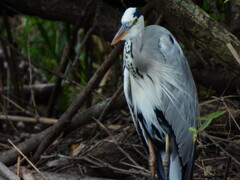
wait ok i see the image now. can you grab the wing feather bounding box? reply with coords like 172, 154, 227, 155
123, 25, 198, 179
143, 25, 198, 169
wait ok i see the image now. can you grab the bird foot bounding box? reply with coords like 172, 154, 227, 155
163, 135, 170, 178
148, 139, 156, 180
149, 157, 155, 180
163, 158, 169, 178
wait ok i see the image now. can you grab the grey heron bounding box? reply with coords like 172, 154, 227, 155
111, 7, 198, 180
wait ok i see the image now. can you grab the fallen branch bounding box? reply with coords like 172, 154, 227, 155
0, 115, 57, 125
8, 140, 48, 180
0, 161, 20, 180
0, 90, 125, 165
69, 92, 126, 132
54, 155, 150, 178
20, 167, 114, 180
0, 128, 51, 166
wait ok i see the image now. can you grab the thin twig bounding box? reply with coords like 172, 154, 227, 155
0, 90, 124, 166
1, 94, 34, 116
27, 36, 38, 117
47, 21, 81, 116
0, 101, 19, 135
87, 84, 123, 142
82, 155, 150, 177
226, 43, 240, 64
99, 84, 123, 120
120, 161, 149, 173
90, 155, 150, 177
67, 25, 95, 77
201, 156, 228, 162
33, 43, 123, 162
17, 156, 20, 177
206, 134, 240, 145
2, 10, 22, 105
195, 162, 214, 176
199, 95, 240, 106
220, 97, 240, 131
8, 139, 48, 180
93, 117, 140, 167
0, 115, 57, 124
223, 157, 231, 180
31, 62, 106, 100
1, 33, 106, 101
202, 132, 240, 166
56, 154, 135, 176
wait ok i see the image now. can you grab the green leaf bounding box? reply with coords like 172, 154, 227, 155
198, 111, 226, 130
197, 116, 208, 121
208, 111, 226, 119
224, 0, 230, 4
193, 133, 197, 142
189, 127, 198, 142
189, 127, 197, 132
199, 119, 212, 131
204, 165, 212, 176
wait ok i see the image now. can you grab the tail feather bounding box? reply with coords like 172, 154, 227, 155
182, 143, 196, 180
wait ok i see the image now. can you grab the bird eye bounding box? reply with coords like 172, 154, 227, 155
133, 18, 138, 24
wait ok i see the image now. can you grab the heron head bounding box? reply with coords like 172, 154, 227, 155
111, 7, 144, 45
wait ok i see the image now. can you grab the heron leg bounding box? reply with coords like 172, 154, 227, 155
163, 135, 170, 178
147, 139, 156, 180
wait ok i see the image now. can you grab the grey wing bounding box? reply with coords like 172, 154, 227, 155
144, 25, 199, 166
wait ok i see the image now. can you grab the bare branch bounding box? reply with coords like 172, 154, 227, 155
0, 161, 20, 180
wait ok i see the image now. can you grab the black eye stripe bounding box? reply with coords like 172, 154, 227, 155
133, 8, 142, 18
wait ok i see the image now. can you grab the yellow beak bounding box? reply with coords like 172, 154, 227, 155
111, 25, 130, 45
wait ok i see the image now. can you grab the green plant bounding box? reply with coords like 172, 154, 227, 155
189, 111, 226, 142
224, 0, 230, 4
201, 0, 228, 20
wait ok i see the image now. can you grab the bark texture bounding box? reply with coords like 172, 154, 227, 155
0, 0, 121, 41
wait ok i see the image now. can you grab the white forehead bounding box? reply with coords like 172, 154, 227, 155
121, 7, 137, 22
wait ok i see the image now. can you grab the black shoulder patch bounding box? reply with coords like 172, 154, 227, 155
127, 76, 133, 104
136, 68, 144, 79
133, 8, 142, 18
154, 108, 171, 135
147, 74, 153, 83
140, 43, 143, 52
169, 35, 174, 44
